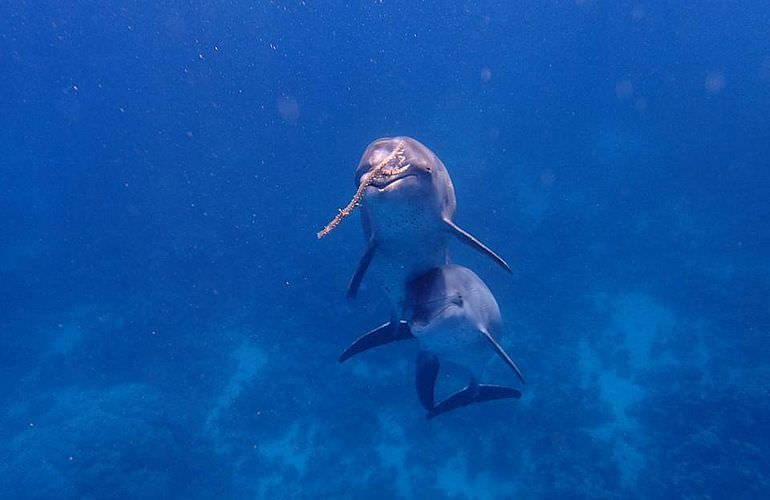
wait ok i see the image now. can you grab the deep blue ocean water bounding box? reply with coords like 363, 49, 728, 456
1, 1, 769, 498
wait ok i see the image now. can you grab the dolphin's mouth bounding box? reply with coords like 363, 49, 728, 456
368, 173, 416, 189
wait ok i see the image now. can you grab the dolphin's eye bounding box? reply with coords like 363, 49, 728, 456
452, 294, 463, 306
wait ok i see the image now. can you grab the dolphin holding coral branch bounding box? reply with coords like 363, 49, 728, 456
319, 136, 511, 322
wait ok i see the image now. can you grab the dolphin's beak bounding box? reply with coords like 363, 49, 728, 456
368, 173, 417, 190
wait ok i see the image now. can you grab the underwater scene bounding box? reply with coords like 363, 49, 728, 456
1, 1, 768, 499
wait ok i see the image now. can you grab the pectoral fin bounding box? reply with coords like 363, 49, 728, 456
346, 242, 376, 299
443, 219, 511, 273
480, 329, 526, 384
338, 320, 414, 363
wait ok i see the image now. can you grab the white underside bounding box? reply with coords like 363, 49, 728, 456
413, 313, 495, 381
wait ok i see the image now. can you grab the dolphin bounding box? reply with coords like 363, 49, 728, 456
339, 264, 524, 419
345, 136, 511, 321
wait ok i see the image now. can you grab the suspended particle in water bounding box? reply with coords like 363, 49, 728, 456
615, 80, 634, 100
277, 95, 300, 123
705, 71, 725, 95
634, 97, 648, 113
480, 67, 492, 83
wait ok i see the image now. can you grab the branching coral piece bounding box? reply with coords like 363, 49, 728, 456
317, 141, 406, 239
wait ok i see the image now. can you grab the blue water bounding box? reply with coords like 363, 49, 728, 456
1, 1, 768, 498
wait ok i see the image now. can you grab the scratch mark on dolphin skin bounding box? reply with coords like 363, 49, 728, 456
317, 141, 407, 239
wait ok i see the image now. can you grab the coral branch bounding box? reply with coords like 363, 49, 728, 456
317, 141, 406, 239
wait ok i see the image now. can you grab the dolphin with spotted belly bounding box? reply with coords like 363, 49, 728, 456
340, 264, 524, 419
343, 136, 511, 321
